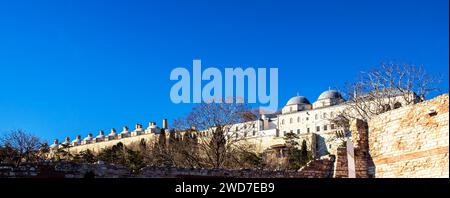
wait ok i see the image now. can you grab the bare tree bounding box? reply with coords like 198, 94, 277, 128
172, 100, 258, 169
339, 62, 441, 121
0, 129, 43, 166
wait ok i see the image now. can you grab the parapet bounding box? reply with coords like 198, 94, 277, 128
51, 119, 170, 149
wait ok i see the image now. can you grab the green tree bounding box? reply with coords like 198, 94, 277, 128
96, 142, 145, 171
53, 143, 73, 161
124, 149, 144, 171
283, 133, 311, 170
238, 150, 264, 169
74, 149, 96, 163
300, 139, 311, 166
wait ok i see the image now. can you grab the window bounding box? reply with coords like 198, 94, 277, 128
283, 131, 286, 136
315, 114, 318, 120
331, 124, 335, 130
236, 133, 239, 138
316, 126, 320, 132
253, 130, 256, 136
307, 128, 310, 133
282, 119, 285, 125
324, 125, 328, 131
276, 130, 280, 137
330, 112, 334, 118
297, 117, 300, 123
235, 126, 238, 131
297, 129, 300, 134
290, 107, 293, 112
290, 130, 293, 134
323, 113, 327, 119
306, 117, 309, 121
290, 118, 293, 124
244, 132, 247, 137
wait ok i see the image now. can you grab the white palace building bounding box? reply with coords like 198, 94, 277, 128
50, 89, 414, 158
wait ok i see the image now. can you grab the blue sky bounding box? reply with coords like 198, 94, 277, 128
0, 0, 448, 142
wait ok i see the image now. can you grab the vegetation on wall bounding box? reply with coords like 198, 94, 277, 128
283, 132, 312, 170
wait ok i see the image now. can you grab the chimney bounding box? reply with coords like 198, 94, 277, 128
99, 130, 104, 136
163, 119, 168, 129
51, 139, 59, 148
110, 128, 116, 135
65, 137, 70, 143
72, 135, 81, 146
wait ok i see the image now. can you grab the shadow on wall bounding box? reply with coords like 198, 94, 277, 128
367, 152, 375, 178
315, 135, 329, 157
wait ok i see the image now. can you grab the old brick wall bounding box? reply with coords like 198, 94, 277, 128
296, 155, 335, 178
368, 94, 449, 178
0, 155, 335, 178
333, 119, 371, 178
333, 147, 348, 178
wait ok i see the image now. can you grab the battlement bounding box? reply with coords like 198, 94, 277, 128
50, 119, 169, 150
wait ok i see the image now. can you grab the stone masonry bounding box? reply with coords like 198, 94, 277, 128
333, 119, 371, 178
0, 155, 335, 178
368, 94, 449, 178
2, 94, 447, 178
334, 94, 448, 178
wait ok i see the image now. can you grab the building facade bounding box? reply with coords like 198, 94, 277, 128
50, 89, 415, 159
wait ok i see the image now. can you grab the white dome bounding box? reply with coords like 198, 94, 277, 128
317, 90, 342, 101
286, 96, 310, 106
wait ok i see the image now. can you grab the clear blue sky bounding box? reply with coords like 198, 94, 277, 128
0, 0, 448, 142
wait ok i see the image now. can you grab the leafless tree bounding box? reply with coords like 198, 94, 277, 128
338, 62, 441, 121
0, 129, 43, 166
171, 99, 258, 169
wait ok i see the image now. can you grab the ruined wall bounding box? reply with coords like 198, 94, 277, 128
368, 94, 449, 178
0, 156, 335, 178
333, 119, 371, 178
333, 147, 348, 178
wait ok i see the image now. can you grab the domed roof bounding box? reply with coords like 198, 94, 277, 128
317, 90, 343, 100
286, 96, 311, 106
